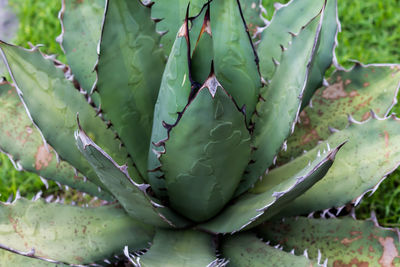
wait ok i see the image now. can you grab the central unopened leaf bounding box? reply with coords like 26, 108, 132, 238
161, 78, 251, 222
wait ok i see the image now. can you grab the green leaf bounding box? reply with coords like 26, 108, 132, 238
210, 0, 261, 125
0, 198, 154, 265
148, 18, 192, 197
0, 42, 143, 190
126, 229, 218, 267
76, 128, 190, 228
198, 142, 342, 234
58, 0, 104, 101
0, 249, 67, 267
0, 57, 6, 78
190, 5, 214, 85
95, 0, 165, 179
239, 0, 267, 38
257, 0, 325, 81
237, 11, 324, 196
277, 117, 400, 218
257, 217, 400, 267
280, 63, 400, 164
300, 0, 339, 109
0, 81, 112, 200
151, 0, 207, 55
221, 232, 316, 267
161, 75, 251, 222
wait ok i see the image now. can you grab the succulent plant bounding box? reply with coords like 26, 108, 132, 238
1, 0, 400, 266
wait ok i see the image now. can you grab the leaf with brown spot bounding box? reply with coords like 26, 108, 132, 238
0, 198, 154, 265
257, 217, 400, 267
0, 82, 112, 200
280, 63, 400, 164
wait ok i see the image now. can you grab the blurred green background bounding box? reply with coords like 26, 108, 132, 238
2, 0, 400, 225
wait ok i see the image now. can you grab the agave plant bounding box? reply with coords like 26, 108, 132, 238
1, 0, 400, 266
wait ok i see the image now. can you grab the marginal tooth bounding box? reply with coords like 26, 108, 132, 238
56, 182, 62, 189
370, 109, 378, 119
273, 155, 277, 165
98, 186, 102, 193
104, 259, 111, 264
303, 249, 309, 258
328, 126, 339, 133
327, 143, 331, 151
317, 249, 322, 264
309, 99, 313, 108
369, 210, 380, 227
12, 190, 21, 203
40, 177, 49, 189
347, 114, 361, 124
322, 78, 329, 87
32, 191, 42, 201
272, 57, 280, 67
307, 211, 315, 218
350, 206, 356, 219
274, 2, 284, 10
290, 249, 295, 255
317, 150, 321, 157
6, 194, 13, 204
335, 205, 345, 216
45, 195, 54, 203
281, 140, 287, 151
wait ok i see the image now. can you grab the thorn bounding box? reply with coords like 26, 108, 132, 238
14, 189, 21, 202
6, 194, 13, 204
40, 177, 49, 189
317, 249, 322, 265
32, 191, 42, 201
45, 195, 54, 203
328, 126, 339, 133
272, 57, 280, 67
370, 109, 378, 119
347, 114, 360, 124
303, 249, 309, 258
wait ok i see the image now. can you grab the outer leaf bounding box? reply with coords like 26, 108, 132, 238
95, 0, 165, 179
198, 142, 342, 234
0, 198, 154, 265
76, 128, 190, 228
0, 249, 66, 267
58, 0, 104, 98
257, 217, 400, 267
0, 42, 143, 190
151, 0, 207, 55
129, 229, 218, 267
301, 0, 339, 109
161, 75, 251, 222
148, 19, 192, 197
221, 232, 316, 267
240, 0, 266, 38
210, 0, 261, 124
277, 116, 400, 218
0, 81, 112, 200
237, 11, 323, 195
257, 0, 325, 81
280, 63, 400, 164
